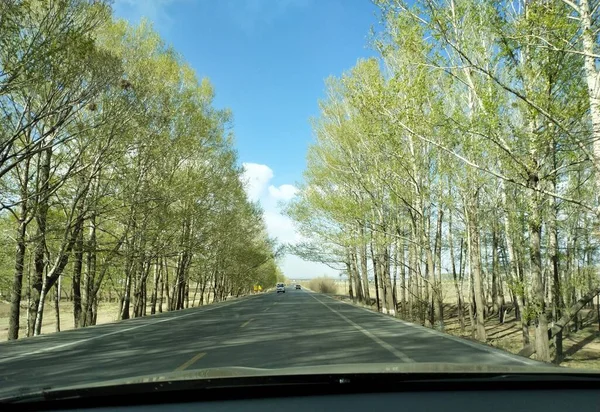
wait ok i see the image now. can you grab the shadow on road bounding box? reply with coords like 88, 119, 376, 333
0, 291, 532, 397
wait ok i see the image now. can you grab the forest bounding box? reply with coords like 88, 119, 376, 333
288, 0, 600, 362
0, 0, 281, 340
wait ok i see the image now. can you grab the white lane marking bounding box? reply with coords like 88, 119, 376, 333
0, 294, 262, 364
308, 293, 413, 362
324, 294, 539, 366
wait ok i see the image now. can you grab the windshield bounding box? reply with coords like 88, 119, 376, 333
1, 0, 600, 399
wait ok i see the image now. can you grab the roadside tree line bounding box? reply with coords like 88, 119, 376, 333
287, 0, 600, 362
0, 0, 280, 340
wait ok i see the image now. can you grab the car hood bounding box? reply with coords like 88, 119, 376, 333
37, 361, 596, 391
5, 362, 600, 403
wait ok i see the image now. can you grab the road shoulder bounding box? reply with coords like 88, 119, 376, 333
318, 292, 542, 366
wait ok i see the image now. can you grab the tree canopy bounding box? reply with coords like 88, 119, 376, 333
287, 0, 600, 362
0, 0, 280, 339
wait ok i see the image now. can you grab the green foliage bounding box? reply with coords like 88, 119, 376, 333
290, 0, 600, 350
0, 1, 280, 332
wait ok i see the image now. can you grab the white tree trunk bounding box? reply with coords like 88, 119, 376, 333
579, 0, 600, 208
33, 276, 48, 336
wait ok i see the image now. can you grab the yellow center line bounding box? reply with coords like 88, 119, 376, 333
240, 318, 254, 328
175, 352, 206, 371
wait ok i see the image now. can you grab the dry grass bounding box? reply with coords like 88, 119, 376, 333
308, 277, 338, 294
0, 300, 122, 337
444, 306, 600, 370
0, 294, 215, 338
559, 328, 600, 370
305, 278, 475, 306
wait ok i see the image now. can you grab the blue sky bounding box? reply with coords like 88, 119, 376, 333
113, 0, 380, 278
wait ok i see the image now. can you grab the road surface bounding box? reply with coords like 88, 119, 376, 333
0, 288, 538, 397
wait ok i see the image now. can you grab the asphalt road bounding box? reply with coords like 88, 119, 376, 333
0, 288, 539, 397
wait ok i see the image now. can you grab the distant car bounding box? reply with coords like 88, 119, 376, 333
276, 283, 285, 293
295, 284, 301, 290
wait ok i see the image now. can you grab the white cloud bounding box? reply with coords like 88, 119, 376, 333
240, 162, 336, 279
241, 163, 274, 202
268, 184, 298, 201
263, 211, 300, 245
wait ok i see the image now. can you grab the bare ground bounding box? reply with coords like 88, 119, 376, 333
0, 294, 214, 339
445, 304, 600, 370
0, 301, 122, 337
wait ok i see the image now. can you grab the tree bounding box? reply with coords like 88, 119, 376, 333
1, 5, 280, 339
289, 0, 599, 363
